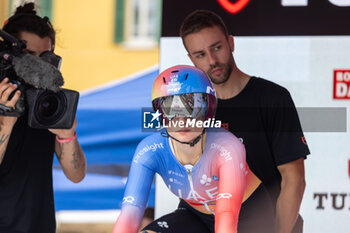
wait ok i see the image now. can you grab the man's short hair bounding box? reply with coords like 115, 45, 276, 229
180, 10, 229, 43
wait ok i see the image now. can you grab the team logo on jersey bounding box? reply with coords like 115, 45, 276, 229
169, 177, 184, 186
217, 193, 233, 200
200, 174, 212, 186
122, 196, 135, 204
211, 143, 233, 162
168, 170, 185, 178
157, 221, 169, 228
133, 142, 164, 163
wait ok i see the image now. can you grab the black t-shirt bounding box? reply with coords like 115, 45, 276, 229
0, 114, 56, 233
215, 77, 310, 206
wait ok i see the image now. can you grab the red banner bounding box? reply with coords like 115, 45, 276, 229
334, 70, 350, 99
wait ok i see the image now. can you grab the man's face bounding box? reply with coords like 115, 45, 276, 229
19, 31, 52, 56
184, 26, 234, 85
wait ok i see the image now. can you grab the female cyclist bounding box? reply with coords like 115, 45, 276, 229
113, 65, 271, 233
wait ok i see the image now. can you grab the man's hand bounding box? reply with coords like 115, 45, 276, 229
0, 78, 21, 126
48, 116, 77, 139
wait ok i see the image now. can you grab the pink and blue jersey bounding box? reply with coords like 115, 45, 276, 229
113, 128, 251, 233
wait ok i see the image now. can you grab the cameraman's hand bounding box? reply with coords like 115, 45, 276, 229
0, 78, 21, 127
48, 117, 77, 139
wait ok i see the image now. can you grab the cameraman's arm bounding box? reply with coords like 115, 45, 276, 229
0, 78, 21, 165
0, 120, 14, 165
50, 118, 86, 183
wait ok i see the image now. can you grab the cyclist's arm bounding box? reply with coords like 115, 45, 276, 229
113, 161, 155, 233
215, 142, 246, 233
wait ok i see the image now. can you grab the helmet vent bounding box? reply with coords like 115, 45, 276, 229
163, 77, 166, 83
185, 73, 188, 80
171, 70, 179, 73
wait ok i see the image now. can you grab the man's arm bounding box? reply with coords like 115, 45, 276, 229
276, 158, 305, 233
0, 119, 14, 165
50, 118, 86, 183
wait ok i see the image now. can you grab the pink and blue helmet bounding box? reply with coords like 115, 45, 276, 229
152, 65, 217, 122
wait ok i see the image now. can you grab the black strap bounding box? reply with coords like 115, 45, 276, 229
0, 104, 21, 117
161, 129, 205, 147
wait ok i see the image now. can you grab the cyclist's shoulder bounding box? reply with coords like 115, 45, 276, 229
207, 127, 241, 143
206, 128, 245, 156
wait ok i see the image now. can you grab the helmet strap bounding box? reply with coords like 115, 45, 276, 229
162, 128, 206, 147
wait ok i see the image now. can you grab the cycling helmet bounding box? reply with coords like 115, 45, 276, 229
152, 65, 217, 123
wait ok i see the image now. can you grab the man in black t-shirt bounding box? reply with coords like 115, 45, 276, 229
0, 3, 87, 233
179, 10, 310, 233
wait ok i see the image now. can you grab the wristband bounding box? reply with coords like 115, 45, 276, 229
56, 132, 77, 143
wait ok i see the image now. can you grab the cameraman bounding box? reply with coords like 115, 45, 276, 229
0, 3, 86, 233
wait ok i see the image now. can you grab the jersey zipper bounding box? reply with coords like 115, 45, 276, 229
186, 167, 194, 190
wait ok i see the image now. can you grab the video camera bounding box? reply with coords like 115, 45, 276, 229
0, 29, 79, 129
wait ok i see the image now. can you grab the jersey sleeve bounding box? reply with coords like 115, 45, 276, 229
214, 137, 247, 233
113, 140, 156, 233
264, 87, 310, 165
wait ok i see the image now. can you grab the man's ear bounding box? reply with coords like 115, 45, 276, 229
228, 35, 234, 52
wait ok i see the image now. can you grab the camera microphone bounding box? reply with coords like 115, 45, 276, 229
11, 53, 64, 92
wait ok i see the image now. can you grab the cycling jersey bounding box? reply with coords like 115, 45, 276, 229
113, 128, 256, 233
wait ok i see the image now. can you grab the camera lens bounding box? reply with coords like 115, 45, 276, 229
38, 95, 59, 117
34, 90, 66, 126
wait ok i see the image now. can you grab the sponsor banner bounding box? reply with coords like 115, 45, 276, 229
301, 157, 350, 232
162, 0, 350, 36
334, 70, 350, 99
313, 192, 350, 210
